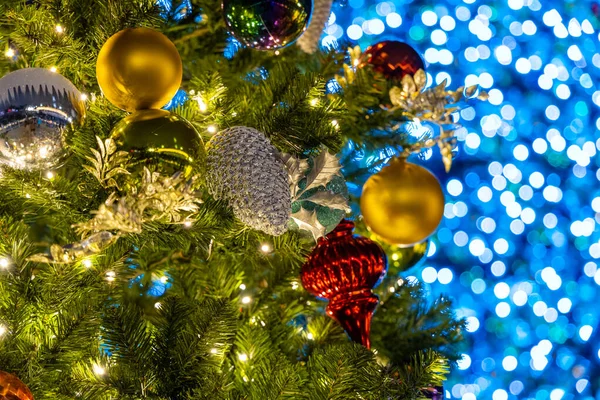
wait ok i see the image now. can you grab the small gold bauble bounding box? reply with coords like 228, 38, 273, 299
96, 27, 182, 112
360, 158, 444, 246
111, 109, 204, 177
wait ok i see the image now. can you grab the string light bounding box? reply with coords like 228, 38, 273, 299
92, 363, 106, 376
331, 120, 339, 129
49, 66, 57, 73
0, 257, 9, 269
105, 271, 116, 282
260, 243, 272, 253
80, 93, 88, 101
55, 24, 64, 34
207, 125, 217, 133
241, 296, 252, 304
82, 259, 92, 268
159, 276, 168, 284
291, 281, 299, 290
45, 171, 54, 180
210, 348, 218, 354
194, 94, 208, 112
310, 98, 319, 107
238, 353, 248, 362
307, 332, 314, 340
183, 220, 193, 228
4, 48, 14, 58
239, 283, 247, 290
154, 302, 162, 309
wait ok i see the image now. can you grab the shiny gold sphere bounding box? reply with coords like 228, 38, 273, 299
96, 27, 182, 112
360, 158, 445, 247
111, 109, 205, 177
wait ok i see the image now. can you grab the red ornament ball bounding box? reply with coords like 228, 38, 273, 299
301, 219, 387, 348
363, 40, 424, 80
0, 371, 34, 400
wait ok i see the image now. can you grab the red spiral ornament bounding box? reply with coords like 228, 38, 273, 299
301, 219, 387, 348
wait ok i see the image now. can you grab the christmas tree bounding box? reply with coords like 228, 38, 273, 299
0, 1, 481, 398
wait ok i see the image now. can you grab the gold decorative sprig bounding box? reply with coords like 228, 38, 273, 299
75, 168, 202, 236
389, 70, 488, 171
28, 231, 117, 264
83, 136, 130, 189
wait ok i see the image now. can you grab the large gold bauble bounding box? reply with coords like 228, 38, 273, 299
360, 158, 444, 247
96, 27, 182, 112
110, 109, 204, 177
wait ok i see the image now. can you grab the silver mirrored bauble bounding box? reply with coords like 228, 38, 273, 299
0, 68, 85, 170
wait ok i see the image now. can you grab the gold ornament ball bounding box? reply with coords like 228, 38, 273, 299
360, 158, 444, 247
96, 27, 182, 112
111, 109, 205, 177
0, 370, 34, 400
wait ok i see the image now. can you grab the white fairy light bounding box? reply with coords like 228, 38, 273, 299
260, 243, 272, 253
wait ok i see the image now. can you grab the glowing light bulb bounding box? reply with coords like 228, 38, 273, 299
238, 353, 248, 362
5, 48, 15, 58
55, 24, 64, 33
80, 93, 88, 101
310, 98, 319, 107
49, 66, 57, 73
207, 125, 217, 133
195, 95, 208, 112
105, 271, 116, 282
307, 332, 314, 340
0, 324, 6, 337
92, 364, 106, 376
242, 296, 252, 304
154, 302, 162, 309
0, 257, 9, 269
210, 348, 218, 354
260, 243, 272, 253
239, 283, 247, 290
82, 259, 92, 268
183, 220, 193, 228
46, 171, 55, 179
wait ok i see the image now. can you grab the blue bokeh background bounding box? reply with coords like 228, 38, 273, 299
326, 0, 600, 399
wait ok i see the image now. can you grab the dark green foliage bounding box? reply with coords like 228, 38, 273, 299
0, 0, 464, 398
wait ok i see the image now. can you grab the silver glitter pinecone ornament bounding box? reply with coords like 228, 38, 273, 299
206, 126, 291, 235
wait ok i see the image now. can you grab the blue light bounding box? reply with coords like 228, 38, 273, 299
332, 0, 600, 396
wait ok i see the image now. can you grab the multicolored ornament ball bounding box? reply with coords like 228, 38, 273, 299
110, 109, 204, 177
223, 0, 312, 50
362, 41, 424, 80
360, 157, 444, 247
96, 28, 182, 112
0, 370, 34, 400
0, 68, 84, 170
301, 219, 387, 348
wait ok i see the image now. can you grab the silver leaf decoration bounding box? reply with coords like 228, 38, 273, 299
298, 150, 342, 196
301, 190, 350, 211
281, 152, 310, 198
290, 207, 326, 241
